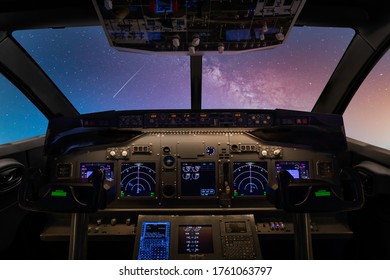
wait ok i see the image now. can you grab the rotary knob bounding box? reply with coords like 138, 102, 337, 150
261, 150, 268, 157
273, 149, 281, 157
121, 150, 128, 157
109, 150, 116, 157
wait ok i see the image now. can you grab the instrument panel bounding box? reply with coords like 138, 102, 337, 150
52, 130, 338, 209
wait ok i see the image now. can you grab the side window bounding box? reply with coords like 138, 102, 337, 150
0, 74, 48, 144
343, 50, 390, 150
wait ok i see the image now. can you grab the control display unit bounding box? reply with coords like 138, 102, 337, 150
275, 161, 310, 179
233, 162, 268, 197
179, 162, 216, 197
80, 162, 114, 181
137, 222, 170, 260
120, 162, 156, 198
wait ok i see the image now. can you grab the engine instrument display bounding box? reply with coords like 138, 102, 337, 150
120, 162, 156, 198
233, 162, 268, 197
275, 161, 310, 179
178, 225, 214, 254
80, 162, 114, 181
180, 162, 216, 197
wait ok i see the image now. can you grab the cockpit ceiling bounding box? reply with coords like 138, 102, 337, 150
92, 0, 306, 55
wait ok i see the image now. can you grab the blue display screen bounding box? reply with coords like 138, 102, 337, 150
80, 162, 114, 181
138, 222, 171, 260
275, 161, 310, 179
156, 0, 173, 13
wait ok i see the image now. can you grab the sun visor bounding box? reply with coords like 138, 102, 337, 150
92, 0, 306, 55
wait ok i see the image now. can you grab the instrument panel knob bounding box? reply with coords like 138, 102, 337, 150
273, 149, 281, 156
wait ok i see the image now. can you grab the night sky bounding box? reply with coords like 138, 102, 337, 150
1, 26, 388, 149
13, 26, 354, 113
343, 51, 390, 149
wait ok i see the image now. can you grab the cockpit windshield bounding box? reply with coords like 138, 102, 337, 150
13, 26, 354, 113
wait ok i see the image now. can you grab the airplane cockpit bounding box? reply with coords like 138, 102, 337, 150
0, 0, 389, 263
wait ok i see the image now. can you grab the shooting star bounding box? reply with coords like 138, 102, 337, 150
113, 64, 146, 98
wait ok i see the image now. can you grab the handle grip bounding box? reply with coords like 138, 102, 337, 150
276, 168, 364, 213
18, 169, 106, 213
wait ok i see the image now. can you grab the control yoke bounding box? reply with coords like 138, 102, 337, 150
18, 169, 107, 213
275, 169, 364, 213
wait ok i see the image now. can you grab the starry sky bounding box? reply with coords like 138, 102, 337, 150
1, 25, 388, 149
13, 26, 354, 113
343, 51, 390, 149
202, 27, 355, 110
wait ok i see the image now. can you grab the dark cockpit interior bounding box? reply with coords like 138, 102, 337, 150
0, 0, 389, 262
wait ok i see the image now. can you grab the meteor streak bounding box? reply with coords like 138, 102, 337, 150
113, 64, 145, 98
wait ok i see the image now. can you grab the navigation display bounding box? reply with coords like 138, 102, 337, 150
120, 162, 156, 198
178, 225, 214, 254
80, 162, 114, 181
233, 162, 268, 197
275, 161, 310, 179
180, 162, 216, 197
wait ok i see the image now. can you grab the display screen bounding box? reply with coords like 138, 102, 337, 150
138, 222, 170, 260
275, 161, 310, 179
155, 0, 173, 13
178, 225, 214, 254
80, 162, 114, 181
225, 222, 248, 234
180, 162, 216, 197
233, 162, 268, 197
120, 162, 156, 198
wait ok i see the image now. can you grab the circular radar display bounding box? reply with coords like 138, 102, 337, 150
233, 162, 268, 197
120, 162, 156, 197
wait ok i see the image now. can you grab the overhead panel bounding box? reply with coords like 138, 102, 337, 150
93, 0, 306, 55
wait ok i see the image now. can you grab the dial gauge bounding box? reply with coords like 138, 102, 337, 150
206, 146, 216, 155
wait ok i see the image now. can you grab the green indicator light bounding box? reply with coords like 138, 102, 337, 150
120, 191, 124, 198
150, 192, 155, 197
51, 190, 67, 197
315, 190, 331, 197
264, 191, 267, 197
233, 191, 238, 197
